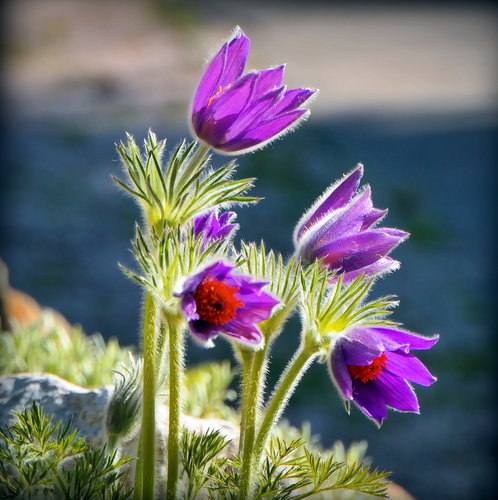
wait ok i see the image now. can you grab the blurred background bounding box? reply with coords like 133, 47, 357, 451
1, 0, 497, 499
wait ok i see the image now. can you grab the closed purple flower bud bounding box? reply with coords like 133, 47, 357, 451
193, 210, 238, 248
294, 165, 409, 282
175, 260, 279, 347
191, 27, 317, 154
328, 326, 438, 426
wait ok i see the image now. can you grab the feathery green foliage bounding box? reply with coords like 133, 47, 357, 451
0, 403, 133, 500
181, 428, 232, 500
202, 435, 388, 500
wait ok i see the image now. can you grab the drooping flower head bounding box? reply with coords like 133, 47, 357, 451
175, 260, 279, 347
294, 165, 409, 282
191, 27, 317, 154
193, 210, 238, 249
329, 326, 438, 426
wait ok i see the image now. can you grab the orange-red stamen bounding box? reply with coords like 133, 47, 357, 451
207, 85, 230, 107
194, 275, 243, 325
347, 352, 388, 383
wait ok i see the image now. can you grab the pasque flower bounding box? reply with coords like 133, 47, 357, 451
191, 27, 316, 154
193, 210, 238, 248
329, 326, 438, 426
175, 260, 279, 346
294, 165, 408, 282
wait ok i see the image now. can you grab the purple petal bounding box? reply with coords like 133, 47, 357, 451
372, 327, 439, 351
253, 66, 285, 95
300, 187, 374, 254
220, 109, 308, 153
197, 73, 258, 144
222, 320, 262, 344
235, 293, 280, 323
385, 351, 437, 387
375, 372, 420, 413
193, 212, 211, 235
334, 256, 400, 283
189, 319, 220, 342
311, 229, 406, 273
218, 211, 236, 226
381, 227, 410, 239
267, 87, 317, 117
295, 165, 364, 241
181, 294, 199, 321
338, 330, 385, 365
329, 342, 353, 399
320, 188, 374, 244
222, 86, 286, 142
362, 208, 387, 230
178, 260, 235, 295
220, 28, 251, 87
216, 224, 238, 240
351, 381, 389, 426
192, 28, 250, 117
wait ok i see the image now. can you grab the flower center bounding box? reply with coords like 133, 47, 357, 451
207, 85, 231, 107
194, 275, 244, 325
347, 352, 388, 383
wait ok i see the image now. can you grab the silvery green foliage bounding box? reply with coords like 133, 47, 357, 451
0, 317, 131, 389
0, 403, 132, 500
184, 361, 238, 422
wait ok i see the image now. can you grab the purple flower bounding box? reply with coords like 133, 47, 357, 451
175, 260, 279, 346
193, 210, 238, 247
294, 165, 409, 282
191, 27, 316, 154
329, 326, 438, 426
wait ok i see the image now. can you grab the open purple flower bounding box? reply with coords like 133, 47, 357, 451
175, 260, 279, 346
193, 210, 238, 248
191, 27, 316, 154
294, 165, 409, 282
329, 326, 438, 426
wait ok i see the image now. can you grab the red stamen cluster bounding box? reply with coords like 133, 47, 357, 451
348, 352, 388, 383
194, 275, 243, 325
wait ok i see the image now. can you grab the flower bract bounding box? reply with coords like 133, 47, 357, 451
294, 165, 408, 282
191, 27, 317, 154
328, 326, 438, 426
175, 260, 279, 346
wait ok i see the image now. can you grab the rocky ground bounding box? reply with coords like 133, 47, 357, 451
2, 1, 497, 499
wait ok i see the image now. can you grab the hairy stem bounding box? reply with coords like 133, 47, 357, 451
166, 311, 185, 500
237, 350, 253, 458
138, 292, 158, 500
133, 432, 144, 500
238, 347, 268, 500
253, 345, 319, 468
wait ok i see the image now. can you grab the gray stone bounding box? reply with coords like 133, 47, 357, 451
0, 372, 112, 448
0, 372, 239, 491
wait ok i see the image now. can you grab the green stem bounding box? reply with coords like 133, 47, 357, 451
252, 345, 319, 469
139, 292, 159, 500
133, 432, 144, 500
237, 350, 253, 457
238, 347, 268, 500
166, 311, 185, 500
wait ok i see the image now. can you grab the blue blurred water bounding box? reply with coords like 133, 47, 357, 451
1, 108, 496, 499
